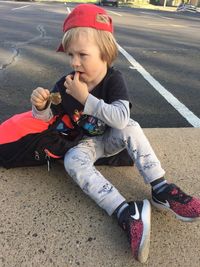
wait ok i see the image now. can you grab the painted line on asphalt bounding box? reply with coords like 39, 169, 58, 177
118, 44, 200, 128
170, 24, 187, 27
147, 23, 186, 28
140, 11, 173, 20
108, 10, 122, 17
66, 6, 70, 14
159, 16, 173, 20
12, 5, 30, 11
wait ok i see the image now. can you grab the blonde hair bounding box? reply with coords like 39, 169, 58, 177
62, 27, 118, 67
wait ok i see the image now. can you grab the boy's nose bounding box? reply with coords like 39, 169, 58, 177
71, 56, 81, 68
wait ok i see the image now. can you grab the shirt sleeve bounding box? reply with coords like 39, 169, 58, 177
32, 104, 54, 122
83, 94, 130, 129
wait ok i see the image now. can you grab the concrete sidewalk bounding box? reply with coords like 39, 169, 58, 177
0, 128, 200, 267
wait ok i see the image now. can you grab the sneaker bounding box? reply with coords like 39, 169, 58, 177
151, 183, 200, 222
118, 199, 151, 263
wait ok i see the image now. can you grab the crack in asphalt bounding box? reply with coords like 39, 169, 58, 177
0, 24, 50, 70
0, 47, 19, 70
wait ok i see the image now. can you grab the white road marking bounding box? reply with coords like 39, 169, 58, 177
147, 23, 186, 28
157, 15, 173, 20
141, 11, 152, 14
118, 44, 200, 128
12, 5, 30, 11
66, 6, 70, 14
140, 11, 173, 20
108, 10, 122, 17
169, 24, 187, 27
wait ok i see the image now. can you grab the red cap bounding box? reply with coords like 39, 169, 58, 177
57, 4, 113, 52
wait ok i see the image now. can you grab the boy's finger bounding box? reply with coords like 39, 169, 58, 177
65, 74, 74, 82
44, 89, 50, 95
74, 71, 80, 81
44, 89, 50, 99
35, 92, 48, 102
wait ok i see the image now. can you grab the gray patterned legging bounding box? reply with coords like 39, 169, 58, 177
64, 119, 165, 215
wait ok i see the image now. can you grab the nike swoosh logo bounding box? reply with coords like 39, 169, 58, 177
130, 202, 140, 220
154, 197, 170, 208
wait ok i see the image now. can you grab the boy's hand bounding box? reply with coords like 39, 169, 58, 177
31, 87, 50, 110
64, 72, 89, 105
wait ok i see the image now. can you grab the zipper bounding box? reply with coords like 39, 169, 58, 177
44, 149, 62, 172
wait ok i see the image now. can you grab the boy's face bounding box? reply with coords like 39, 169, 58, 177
66, 31, 107, 90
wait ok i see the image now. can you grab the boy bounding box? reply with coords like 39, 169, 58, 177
31, 4, 200, 263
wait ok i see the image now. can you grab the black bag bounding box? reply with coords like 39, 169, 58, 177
0, 115, 83, 169
0, 112, 134, 169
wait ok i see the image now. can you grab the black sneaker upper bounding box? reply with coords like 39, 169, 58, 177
152, 183, 192, 204
118, 201, 144, 230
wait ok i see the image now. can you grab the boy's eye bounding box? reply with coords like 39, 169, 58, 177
80, 53, 87, 57
67, 53, 87, 58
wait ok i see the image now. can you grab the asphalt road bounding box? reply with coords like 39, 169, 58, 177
0, 1, 200, 127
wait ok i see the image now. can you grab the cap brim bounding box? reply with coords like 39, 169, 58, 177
56, 43, 65, 52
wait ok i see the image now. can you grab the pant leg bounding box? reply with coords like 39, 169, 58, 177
64, 136, 126, 215
103, 119, 165, 183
